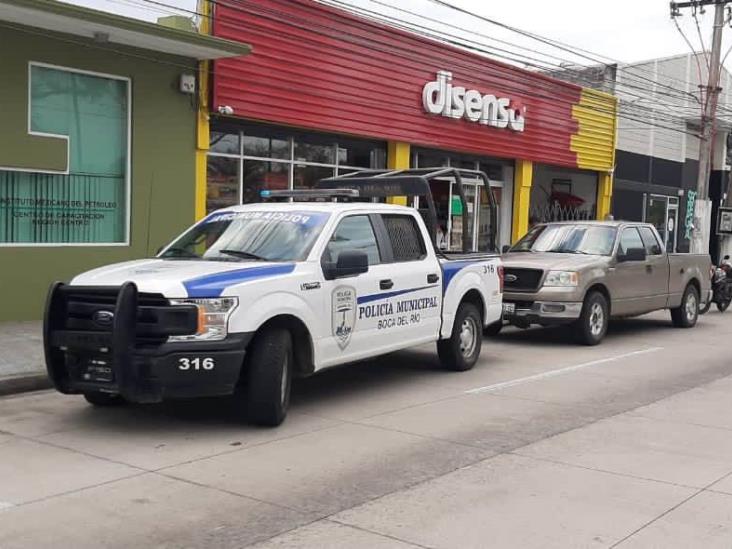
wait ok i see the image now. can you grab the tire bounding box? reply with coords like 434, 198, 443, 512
483, 320, 503, 337
241, 327, 292, 427
83, 392, 125, 406
716, 298, 730, 313
573, 291, 609, 346
437, 302, 482, 371
671, 284, 700, 328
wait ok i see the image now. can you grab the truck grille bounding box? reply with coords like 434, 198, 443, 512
63, 288, 172, 345
503, 268, 544, 292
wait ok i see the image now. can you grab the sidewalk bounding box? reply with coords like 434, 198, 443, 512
0, 321, 49, 395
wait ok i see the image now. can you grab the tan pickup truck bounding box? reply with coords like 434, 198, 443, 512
497, 221, 712, 345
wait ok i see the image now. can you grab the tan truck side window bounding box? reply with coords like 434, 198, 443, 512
618, 227, 644, 255
638, 226, 664, 255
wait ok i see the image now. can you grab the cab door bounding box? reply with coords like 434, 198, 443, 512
607, 226, 650, 315
318, 214, 389, 367
638, 225, 670, 309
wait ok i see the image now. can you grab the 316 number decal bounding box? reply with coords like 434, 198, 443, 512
178, 357, 215, 371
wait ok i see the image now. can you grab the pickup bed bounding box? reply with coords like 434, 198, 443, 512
500, 221, 711, 345
44, 202, 502, 425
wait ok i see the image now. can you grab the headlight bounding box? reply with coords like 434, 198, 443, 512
543, 271, 579, 287
168, 297, 238, 341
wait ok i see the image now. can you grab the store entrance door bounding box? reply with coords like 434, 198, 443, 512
645, 194, 679, 252
446, 177, 494, 252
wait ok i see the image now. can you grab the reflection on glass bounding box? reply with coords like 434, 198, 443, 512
242, 128, 289, 159
209, 131, 239, 155
242, 160, 289, 203
294, 164, 334, 189
295, 135, 335, 164
206, 156, 239, 213
337, 138, 386, 168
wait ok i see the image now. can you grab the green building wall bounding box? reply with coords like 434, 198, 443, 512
0, 26, 198, 321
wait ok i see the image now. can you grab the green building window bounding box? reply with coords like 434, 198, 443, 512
0, 64, 129, 245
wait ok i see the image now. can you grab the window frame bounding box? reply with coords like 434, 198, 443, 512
617, 226, 645, 256
379, 213, 428, 263
206, 125, 386, 213
320, 213, 383, 269
0, 61, 132, 247
637, 225, 664, 255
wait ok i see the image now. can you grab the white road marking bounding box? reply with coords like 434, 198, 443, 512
465, 347, 664, 395
0, 501, 15, 511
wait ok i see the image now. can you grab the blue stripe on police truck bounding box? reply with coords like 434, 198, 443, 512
357, 285, 437, 304
441, 261, 478, 293
184, 264, 296, 298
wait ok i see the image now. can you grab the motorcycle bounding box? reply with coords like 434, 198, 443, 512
700, 255, 732, 314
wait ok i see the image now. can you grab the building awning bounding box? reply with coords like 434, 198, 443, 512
0, 0, 251, 60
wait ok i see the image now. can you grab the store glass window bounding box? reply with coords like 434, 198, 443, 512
242, 160, 288, 203
242, 126, 289, 160
209, 130, 239, 155
206, 157, 239, 213
0, 64, 129, 245
294, 134, 336, 165
206, 124, 385, 207
294, 164, 335, 189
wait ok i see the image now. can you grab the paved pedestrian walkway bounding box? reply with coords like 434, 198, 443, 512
0, 322, 46, 392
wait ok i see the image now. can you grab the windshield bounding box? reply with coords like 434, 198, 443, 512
159, 210, 330, 262
511, 224, 617, 255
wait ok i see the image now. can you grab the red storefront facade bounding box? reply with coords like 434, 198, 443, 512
204, 0, 617, 245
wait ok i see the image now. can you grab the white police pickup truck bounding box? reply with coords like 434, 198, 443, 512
44, 172, 502, 425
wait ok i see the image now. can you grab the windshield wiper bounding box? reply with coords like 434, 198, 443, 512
218, 249, 269, 261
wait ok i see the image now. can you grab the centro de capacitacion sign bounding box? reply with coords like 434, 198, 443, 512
422, 70, 526, 132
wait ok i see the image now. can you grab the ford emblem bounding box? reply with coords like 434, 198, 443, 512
93, 310, 115, 327
504, 274, 518, 283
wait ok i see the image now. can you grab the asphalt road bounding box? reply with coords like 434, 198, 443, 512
2, 310, 732, 548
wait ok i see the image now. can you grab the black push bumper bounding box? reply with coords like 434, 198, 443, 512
44, 282, 252, 403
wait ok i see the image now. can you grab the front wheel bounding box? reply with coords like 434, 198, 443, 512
573, 291, 609, 346
437, 302, 482, 371
239, 327, 292, 427
717, 298, 731, 313
671, 284, 700, 328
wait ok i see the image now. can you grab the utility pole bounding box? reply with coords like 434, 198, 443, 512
671, 0, 729, 254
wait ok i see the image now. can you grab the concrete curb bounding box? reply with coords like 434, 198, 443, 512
0, 374, 52, 397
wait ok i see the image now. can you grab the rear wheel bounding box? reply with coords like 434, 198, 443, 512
438, 302, 482, 371
239, 327, 292, 427
83, 392, 125, 406
573, 291, 608, 346
671, 284, 699, 328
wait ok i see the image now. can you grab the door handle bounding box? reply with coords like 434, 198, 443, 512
646, 265, 653, 273
380, 279, 394, 290
427, 273, 440, 283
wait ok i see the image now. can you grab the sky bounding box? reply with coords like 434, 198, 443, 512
62, 0, 732, 69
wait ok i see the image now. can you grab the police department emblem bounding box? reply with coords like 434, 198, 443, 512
332, 286, 356, 349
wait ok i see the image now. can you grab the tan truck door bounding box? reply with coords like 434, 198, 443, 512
637, 225, 670, 309
607, 227, 653, 315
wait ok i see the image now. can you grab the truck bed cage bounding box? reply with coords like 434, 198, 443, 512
316, 168, 497, 253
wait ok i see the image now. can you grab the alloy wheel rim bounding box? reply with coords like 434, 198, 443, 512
459, 317, 478, 358
686, 292, 697, 321
589, 302, 604, 336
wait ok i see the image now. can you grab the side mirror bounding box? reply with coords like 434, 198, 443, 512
502, 245, 511, 254
325, 250, 369, 279
618, 247, 646, 262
